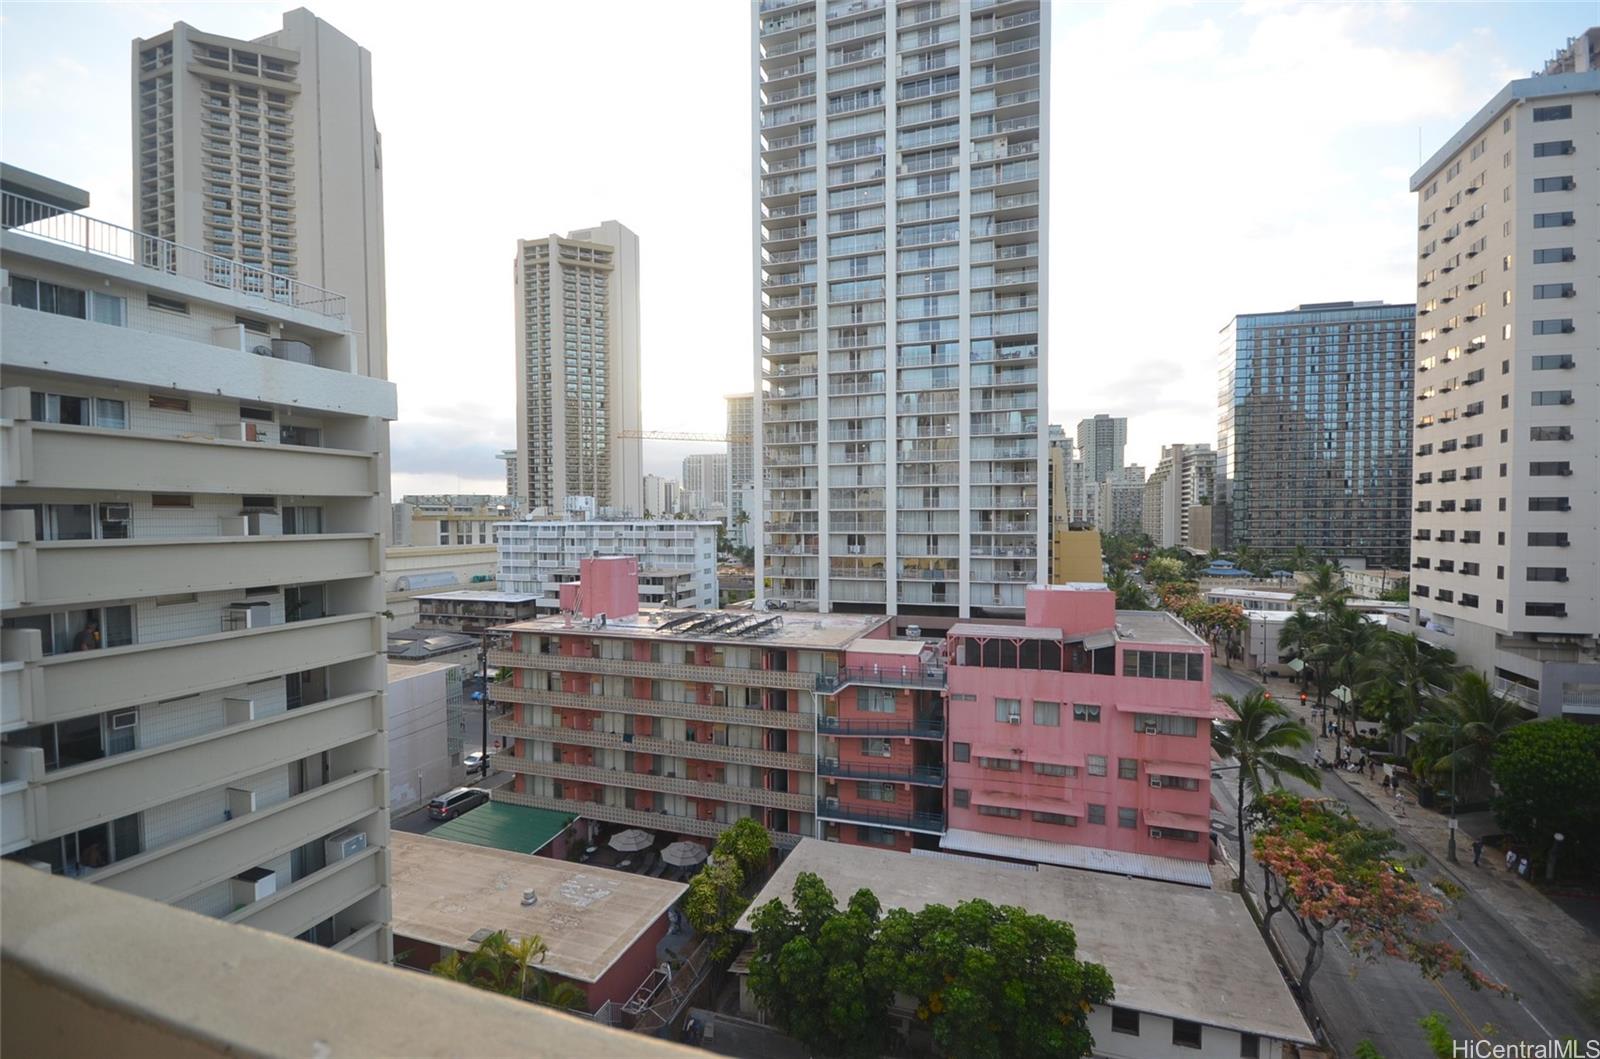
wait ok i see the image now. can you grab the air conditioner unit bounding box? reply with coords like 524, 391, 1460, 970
1006, 714, 1020, 724
100, 503, 133, 526
1149, 776, 1163, 789
324, 829, 367, 863
1149, 828, 1166, 839
110, 709, 138, 731
824, 756, 840, 769
1144, 722, 1159, 734
1563, 289, 1577, 298
249, 342, 273, 357
1560, 468, 1573, 476
821, 715, 839, 728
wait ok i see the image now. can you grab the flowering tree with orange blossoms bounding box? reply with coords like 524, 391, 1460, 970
1248, 792, 1509, 1001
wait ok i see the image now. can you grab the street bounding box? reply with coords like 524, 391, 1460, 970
1210, 666, 1592, 1055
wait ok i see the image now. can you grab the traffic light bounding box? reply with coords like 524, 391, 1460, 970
1299, 692, 1308, 705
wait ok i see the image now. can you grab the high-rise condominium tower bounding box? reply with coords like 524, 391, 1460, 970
682, 453, 730, 512
1400, 31, 1598, 721
753, 0, 1049, 621
1, 166, 395, 959
1075, 414, 1126, 484
1143, 444, 1215, 550
725, 393, 756, 541
132, 9, 387, 380
513, 222, 643, 516
1217, 302, 1415, 568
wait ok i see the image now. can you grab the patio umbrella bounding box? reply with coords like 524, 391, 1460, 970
608, 828, 653, 853
660, 841, 709, 868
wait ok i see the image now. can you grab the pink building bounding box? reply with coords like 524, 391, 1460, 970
942, 584, 1215, 880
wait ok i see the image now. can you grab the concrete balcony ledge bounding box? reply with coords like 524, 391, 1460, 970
491, 649, 819, 692
491, 683, 815, 731
1, 863, 693, 1059
491, 717, 814, 772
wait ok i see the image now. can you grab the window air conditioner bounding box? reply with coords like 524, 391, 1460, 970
1149, 776, 1163, 789
110, 709, 138, 731
324, 829, 368, 863
1149, 827, 1166, 839
1144, 722, 1159, 734
824, 757, 840, 769
824, 796, 840, 810
1006, 714, 1020, 725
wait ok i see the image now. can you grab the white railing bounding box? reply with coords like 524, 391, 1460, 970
2, 190, 345, 319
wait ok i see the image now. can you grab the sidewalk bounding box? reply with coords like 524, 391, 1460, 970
1253, 671, 1600, 990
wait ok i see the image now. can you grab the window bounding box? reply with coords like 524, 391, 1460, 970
1534, 283, 1575, 299
10, 276, 87, 318
1532, 390, 1573, 405
1072, 703, 1101, 723
1033, 762, 1077, 777
1526, 602, 1567, 618
1534, 140, 1574, 157
1031, 811, 1075, 826
1530, 461, 1571, 476
1111, 1007, 1140, 1035
148, 394, 190, 412
150, 493, 192, 508
29, 391, 125, 429
952, 788, 970, 808
1032, 700, 1059, 726
1172, 1020, 1203, 1050
859, 687, 896, 713
952, 742, 970, 763
994, 697, 1021, 723
1122, 650, 1205, 681
1117, 807, 1138, 829
1132, 713, 1199, 737
1152, 774, 1201, 791
1086, 754, 1107, 777
856, 826, 898, 846
862, 738, 891, 758
240, 405, 275, 421
1117, 757, 1138, 780
1528, 567, 1569, 582
977, 756, 1021, 771
1529, 532, 1569, 546
1241, 1033, 1261, 1059
146, 293, 190, 315
1529, 497, 1569, 512
1533, 319, 1575, 335
1087, 804, 1106, 825
977, 803, 1022, 819
1533, 176, 1575, 193
1533, 104, 1572, 121
855, 782, 895, 802
1533, 212, 1575, 229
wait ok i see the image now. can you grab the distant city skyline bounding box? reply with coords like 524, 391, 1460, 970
2, 1, 1590, 491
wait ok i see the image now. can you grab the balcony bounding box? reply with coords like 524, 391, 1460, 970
1, 861, 687, 1056
496, 757, 812, 813
490, 717, 814, 772
818, 758, 944, 786
1, 190, 343, 317
820, 713, 945, 738
494, 787, 803, 849
815, 797, 945, 834
1, 423, 377, 498
816, 663, 946, 692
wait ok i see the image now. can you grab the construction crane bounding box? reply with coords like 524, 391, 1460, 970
616, 429, 751, 443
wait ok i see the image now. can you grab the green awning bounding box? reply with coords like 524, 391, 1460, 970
429, 802, 575, 856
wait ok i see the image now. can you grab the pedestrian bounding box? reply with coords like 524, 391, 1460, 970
1368, 758, 1377, 779
1506, 848, 1517, 871
1471, 839, 1484, 866
1519, 856, 1530, 879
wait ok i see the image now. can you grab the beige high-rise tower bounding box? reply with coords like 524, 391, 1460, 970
132, 8, 387, 380
514, 222, 643, 516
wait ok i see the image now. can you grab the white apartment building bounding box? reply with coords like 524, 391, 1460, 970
753, 0, 1049, 622
726, 392, 756, 544
0, 168, 395, 960
496, 449, 518, 505
495, 519, 718, 612
642, 474, 679, 519
682, 453, 730, 513
1400, 33, 1599, 721
132, 10, 387, 382
391, 494, 516, 548
514, 222, 642, 517
1075, 413, 1127, 484
1143, 444, 1216, 550
1096, 464, 1146, 537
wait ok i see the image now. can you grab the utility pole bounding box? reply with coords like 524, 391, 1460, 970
477, 637, 489, 780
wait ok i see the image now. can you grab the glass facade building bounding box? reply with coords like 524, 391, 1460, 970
1217, 301, 1415, 568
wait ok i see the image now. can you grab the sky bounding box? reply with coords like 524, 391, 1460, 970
2, 0, 1591, 491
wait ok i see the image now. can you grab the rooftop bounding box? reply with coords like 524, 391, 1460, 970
736, 840, 1314, 1045
427, 802, 576, 856
1411, 69, 1600, 188
415, 590, 544, 604
1113, 610, 1208, 647
1206, 587, 1297, 602
939, 828, 1214, 887
390, 832, 685, 984
501, 607, 891, 651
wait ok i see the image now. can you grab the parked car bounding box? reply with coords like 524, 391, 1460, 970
428, 787, 489, 821
463, 750, 491, 774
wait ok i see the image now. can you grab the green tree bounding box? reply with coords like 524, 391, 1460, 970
1143, 555, 1187, 585
1105, 567, 1149, 610
869, 899, 1113, 1059
1419, 1012, 1455, 1059
1358, 632, 1456, 755
714, 817, 773, 877
1379, 576, 1410, 603
430, 930, 581, 1010
1409, 671, 1526, 803
1492, 719, 1600, 876
1276, 610, 1319, 683
1295, 561, 1350, 611
748, 873, 891, 1058
1211, 691, 1319, 884
685, 856, 749, 962
1288, 544, 1314, 573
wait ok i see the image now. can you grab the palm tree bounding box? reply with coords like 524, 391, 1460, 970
1212, 691, 1321, 886
534, 973, 588, 1011
1359, 632, 1457, 755
1289, 544, 1313, 572
1294, 561, 1350, 612
1276, 610, 1319, 686
1408, 671, 1526, 805
432, 930, 566, 1006
1105, 567, 1149, 610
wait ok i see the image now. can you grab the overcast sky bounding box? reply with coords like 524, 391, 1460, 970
2, 1, 1590, 491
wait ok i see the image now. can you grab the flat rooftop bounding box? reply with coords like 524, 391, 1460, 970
1207, 588, 1296, 601
500, 608, 891, 651
1113, 610, 1208, 647
427, 802, 575, 857
737, 840, 1313, 1045
414, 590, 543, 604
389, 832, 685, 984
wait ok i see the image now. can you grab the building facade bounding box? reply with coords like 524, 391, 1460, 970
1, 169, 394, 960
514, 222, 643, 516
1143, 444, 1216, 550
681, 453, 729, 514
944, 586, 1213, 867
495, 518, 718, 612
1075, 413, 1126, 484
392, 495, 516, 548
1218, 302, 1415, 567
725, 393, 755, 544
1398, 43, 1599, 721
132, 10, 387, 381
496, 449, 519, 505
753, 0, 1050, 621
641, 474, 679, 519
1049, 527, 1102, 583
1095, 465, 1145, 537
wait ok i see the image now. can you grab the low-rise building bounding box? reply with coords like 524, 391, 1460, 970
943, 585, 1215, 883
496, 517, 717, 612
1050, 526, 1102, 583
1205, 587, 1297, 613
413, 590, 543, 635
392, 495, 517, 548
386, 662, 462, 814
1342, 567, 1407, 600
384, 543, 498, 626
734, 840, 1315, 1058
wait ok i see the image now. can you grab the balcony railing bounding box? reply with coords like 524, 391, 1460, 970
2, 190, 345, 318
496, 757, 813, 813
488, 649, 817, 691
815, 798, 945, 833
820, 713, 945, 738
818, 758, 945, 786
490, 717, 814, 771
816, 663, 946, 692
